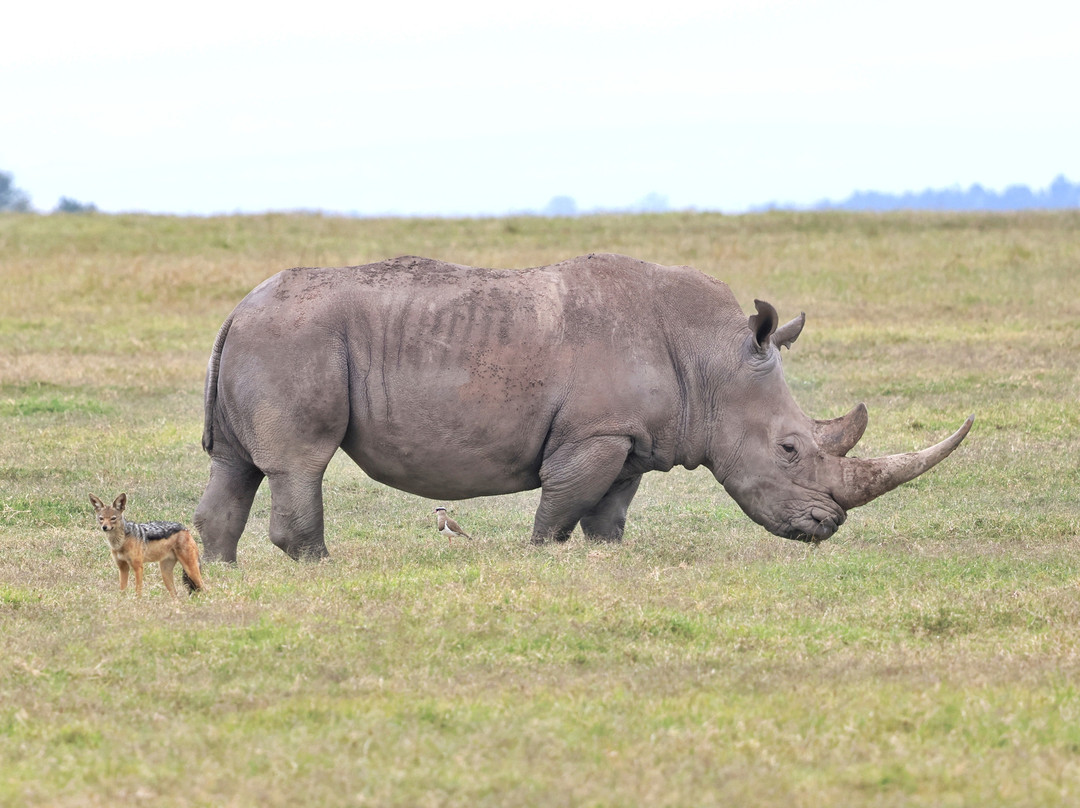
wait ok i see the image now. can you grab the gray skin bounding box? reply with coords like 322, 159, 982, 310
194, 253, 973, 562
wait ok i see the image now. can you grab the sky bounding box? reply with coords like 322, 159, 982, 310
3, 0, 1078, 216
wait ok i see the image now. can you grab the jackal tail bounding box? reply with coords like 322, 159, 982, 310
182, 565, 202, 593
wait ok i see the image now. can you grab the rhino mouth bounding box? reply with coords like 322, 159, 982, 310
784, 507, 846, 543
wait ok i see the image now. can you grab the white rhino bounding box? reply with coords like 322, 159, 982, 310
194, 253, 972, 561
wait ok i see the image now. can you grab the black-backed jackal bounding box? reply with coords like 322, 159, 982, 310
89, 493, 203, 597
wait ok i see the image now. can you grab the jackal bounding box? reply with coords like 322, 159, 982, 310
89, 493, 203, 597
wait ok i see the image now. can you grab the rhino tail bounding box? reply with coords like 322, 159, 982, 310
202, 312, 235, 454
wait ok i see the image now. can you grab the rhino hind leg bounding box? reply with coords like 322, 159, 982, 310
266, 467, 332, 561
195, 457, 265, 563
532, 436, 633, 543
579, 474, 642, 542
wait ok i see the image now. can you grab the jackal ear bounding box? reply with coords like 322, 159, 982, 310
112, 493, 127, 512
89, 493, 104, 510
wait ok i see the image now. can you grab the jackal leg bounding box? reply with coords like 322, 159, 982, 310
158, 557, 179, 598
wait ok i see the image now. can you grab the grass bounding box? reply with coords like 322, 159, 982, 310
1, 210, 1078, 806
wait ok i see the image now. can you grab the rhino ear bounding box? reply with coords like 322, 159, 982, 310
748, 300, 779, 352
772, 312, 805, 350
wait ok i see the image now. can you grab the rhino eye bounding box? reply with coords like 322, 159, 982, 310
780, 441, 798, 458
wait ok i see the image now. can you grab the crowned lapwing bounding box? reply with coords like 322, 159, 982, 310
433, 506, 471, 545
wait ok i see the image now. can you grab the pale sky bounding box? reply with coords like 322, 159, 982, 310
3, 1, 1078, 216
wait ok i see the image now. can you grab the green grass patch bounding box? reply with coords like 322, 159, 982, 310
0, 385, 113, 418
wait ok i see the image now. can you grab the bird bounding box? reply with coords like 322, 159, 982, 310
433, 506, 471, 545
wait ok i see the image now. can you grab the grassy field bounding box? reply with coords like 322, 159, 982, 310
1, 210, 1078, 806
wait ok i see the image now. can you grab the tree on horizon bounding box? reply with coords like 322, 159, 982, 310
0, 170, 32, 212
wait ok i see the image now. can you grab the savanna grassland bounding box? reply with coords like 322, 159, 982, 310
1, 210, 1078, 806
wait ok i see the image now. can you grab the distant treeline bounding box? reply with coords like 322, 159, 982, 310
809, 174, 1080, 213
556, 177, 1080, 218
7, 165, 1080, 218
0, 170, 96, 214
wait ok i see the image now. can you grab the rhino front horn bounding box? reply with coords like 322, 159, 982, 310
833, 415, 975, 510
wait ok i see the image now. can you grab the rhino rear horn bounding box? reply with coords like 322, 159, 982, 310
833, 415, 975, 510
814, 403, 869, 457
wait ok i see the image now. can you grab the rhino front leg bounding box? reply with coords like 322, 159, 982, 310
195, 457, 265, 563
579, 474, 642, 542
532, 436, 632, 543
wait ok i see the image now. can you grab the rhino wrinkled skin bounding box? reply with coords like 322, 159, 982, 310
194, 253, 972, 561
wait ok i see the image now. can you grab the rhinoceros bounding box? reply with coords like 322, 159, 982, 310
194, 253, 972, 561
